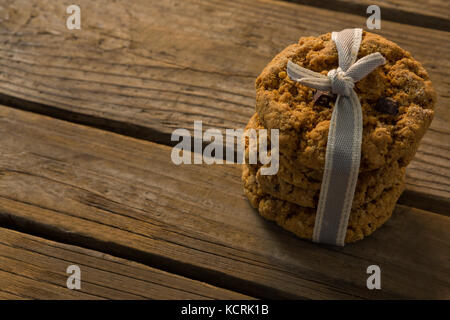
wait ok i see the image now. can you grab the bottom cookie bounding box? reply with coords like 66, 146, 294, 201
257, 161, 405, 209
242, 163, 405, 244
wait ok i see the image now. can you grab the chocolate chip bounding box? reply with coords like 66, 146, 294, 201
375, 97, 398, 115
313, 90, 336, 107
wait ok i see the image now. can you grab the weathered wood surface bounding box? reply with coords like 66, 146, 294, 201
0, 227, 250, 300
0, 288, 25, 299
0, 106, 448, 299
282, 0, 450, 30
0, 0, 448, 208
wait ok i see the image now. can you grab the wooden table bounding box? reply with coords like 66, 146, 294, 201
0, 0, 448, 299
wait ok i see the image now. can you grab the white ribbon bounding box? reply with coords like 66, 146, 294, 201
287, 28, 386, 246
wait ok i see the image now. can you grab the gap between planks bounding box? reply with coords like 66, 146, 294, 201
0, 106, 448, 299
280, 0, 450, 31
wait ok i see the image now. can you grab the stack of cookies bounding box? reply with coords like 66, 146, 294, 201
242, 31, 436, 243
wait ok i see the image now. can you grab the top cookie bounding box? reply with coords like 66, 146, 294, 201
255, 31, 436, 171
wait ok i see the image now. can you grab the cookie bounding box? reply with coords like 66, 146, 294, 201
255, 31, 436, 172
244, 113, 405, 208
242, 162, 405, 243
257, 162, 405, 208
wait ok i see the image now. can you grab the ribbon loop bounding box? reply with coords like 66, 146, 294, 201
286, 29, 386, 246
345, 52, 386, 82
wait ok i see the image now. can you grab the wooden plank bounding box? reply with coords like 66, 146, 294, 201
0, 227, 250, 300
0, 0, 448, 208
282, 0, 450, 30
0, 289, 27, 300
0, 106, 448, 299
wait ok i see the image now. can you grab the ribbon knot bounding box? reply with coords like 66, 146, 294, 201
285, 28, 387, 246
327, 67, 354, 97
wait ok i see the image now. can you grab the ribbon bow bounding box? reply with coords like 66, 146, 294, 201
287, 52, 385, 97
287, 28, 386, 246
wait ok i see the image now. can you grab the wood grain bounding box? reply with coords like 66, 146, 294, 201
282, 0, 450, 30
0, 0, 448, 207
0, 227, 250, 300
0, 106, 448, 299
0, 289, 26, 300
